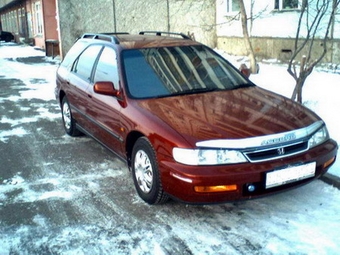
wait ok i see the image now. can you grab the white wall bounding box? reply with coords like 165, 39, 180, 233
216, 0, 340, 39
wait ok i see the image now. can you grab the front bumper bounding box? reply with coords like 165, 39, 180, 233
159, 139, 338, 204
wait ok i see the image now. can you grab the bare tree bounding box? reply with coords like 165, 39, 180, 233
288, 0, 340, 103
238, 0, 257, 73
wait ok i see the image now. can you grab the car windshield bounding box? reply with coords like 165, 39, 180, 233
122, 45, 252, 99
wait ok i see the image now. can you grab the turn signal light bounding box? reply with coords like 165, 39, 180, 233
194, 185, 237, 193
323, 157, 336, 169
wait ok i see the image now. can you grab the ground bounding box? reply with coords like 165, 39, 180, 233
0, 43, 339, 255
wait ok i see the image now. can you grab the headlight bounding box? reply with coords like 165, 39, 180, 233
308, 125, 329, 148
173, 148, 248, 165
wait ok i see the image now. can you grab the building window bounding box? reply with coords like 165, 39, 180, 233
19, 7, 26, 35
34, 2, 43, 35
226, 0, 240, 13
275, 0, 300, 10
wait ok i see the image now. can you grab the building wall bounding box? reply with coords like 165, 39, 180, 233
0, 1, 27, 40
216, 0, 340, 38
0, 0, 58, 49
217, 36, 340, 63
57, 0, 216, 58
41, 0, 58, 56
2, 0, 338, 63
42, 0, 57, 40
0, 0, 15, 6
216, 0, 340, 63
56, 0, 114, 58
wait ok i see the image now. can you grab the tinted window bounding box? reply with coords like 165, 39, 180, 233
94, 47, 119, 89
72, 45, 102, 81
123, 50, 169, 98
61, 40, 89, 69
122, 46, 250, 99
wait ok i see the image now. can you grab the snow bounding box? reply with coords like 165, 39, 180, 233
218, 47, 340, 176
0, 43, 339, 254
249, 62, 340, 176
0, 127, 28, 143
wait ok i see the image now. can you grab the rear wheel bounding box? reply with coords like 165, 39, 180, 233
61, 97, 82, 136
132, 137, 168, 204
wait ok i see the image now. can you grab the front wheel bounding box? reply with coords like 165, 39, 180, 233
61, 97, 82, 136
132, 137, 168, 204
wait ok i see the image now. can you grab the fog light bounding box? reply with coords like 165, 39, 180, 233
247, 184, 256, 192
194, 185, 237, 193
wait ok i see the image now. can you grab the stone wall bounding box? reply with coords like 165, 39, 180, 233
217, 36, 340, 64
57, 0, 216, 57
57, 0, 114, 57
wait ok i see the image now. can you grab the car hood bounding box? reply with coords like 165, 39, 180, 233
137, 86, 320, 146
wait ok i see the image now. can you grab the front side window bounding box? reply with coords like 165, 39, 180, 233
94, 47, 119, 89
122, 46, 250, 99
72, 45, 102, 81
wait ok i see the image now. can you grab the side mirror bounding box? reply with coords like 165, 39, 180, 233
93, 81, 120, 97
239, 64, 251, 78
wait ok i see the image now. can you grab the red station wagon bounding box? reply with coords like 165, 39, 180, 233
55, 31, 338, 204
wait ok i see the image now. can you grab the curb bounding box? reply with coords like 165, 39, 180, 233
320, 173, 340, 190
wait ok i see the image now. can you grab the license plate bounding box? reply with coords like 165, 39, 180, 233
266, 162, 316, 189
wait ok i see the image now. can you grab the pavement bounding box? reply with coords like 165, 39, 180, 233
1, 41, 340, 192
1, 42, 340, 254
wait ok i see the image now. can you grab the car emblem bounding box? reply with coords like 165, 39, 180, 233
261, 133, 296, 146
277, 147, 285, 155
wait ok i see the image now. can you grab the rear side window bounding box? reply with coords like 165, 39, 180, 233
61, 40, 88, 69
93, 47, 119, 89
72, 45, 102, 81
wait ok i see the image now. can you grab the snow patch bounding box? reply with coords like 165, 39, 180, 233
0, 127, 28, 143
2, 173, 25, 185
38, 190, 74, 200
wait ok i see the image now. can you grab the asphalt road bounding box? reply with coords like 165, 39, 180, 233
1, 48, 340, 254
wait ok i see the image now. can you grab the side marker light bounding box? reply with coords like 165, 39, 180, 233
194, 185, 237, 193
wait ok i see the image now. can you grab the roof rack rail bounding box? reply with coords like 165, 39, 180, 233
81, 32, 129, 44
139, 31, 191, 40
100, 32, 129, 36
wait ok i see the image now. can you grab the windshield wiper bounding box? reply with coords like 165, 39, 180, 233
235, 83, 255, 89
152, 85, 253, 99
171, 87, 220, 96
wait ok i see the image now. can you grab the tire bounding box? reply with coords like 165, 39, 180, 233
5, 36, 12, 42
132, 137, 169, 204
61, 97, 82, 136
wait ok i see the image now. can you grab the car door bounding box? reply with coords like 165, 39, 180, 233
67, 45, 103, 130
86, 46, 124, 157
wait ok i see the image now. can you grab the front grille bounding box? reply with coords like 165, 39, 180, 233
244, 141, 308, 162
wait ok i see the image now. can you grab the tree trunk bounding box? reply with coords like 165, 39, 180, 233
238, 0, 257, 73
291, 77, 305, 103
291, 56, 308, 103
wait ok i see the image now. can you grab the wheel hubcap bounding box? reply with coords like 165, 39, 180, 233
134, 150, 153, 193
62, 102, 71, 130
